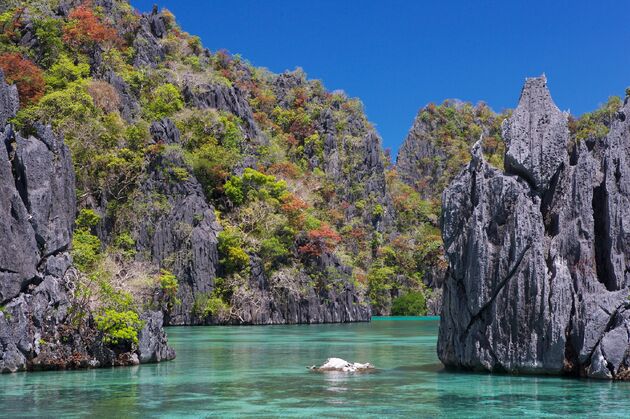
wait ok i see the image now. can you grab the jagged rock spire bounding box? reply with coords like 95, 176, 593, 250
502, 75, 569, 192
438, 75, 630, 380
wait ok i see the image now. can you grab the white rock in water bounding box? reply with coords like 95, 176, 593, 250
309, 357, 375, 372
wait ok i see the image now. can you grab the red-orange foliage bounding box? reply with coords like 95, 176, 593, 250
256, 91, 276, 113
268, 161, 300, 179
289, 117, 314, 141
318, 183, 336, 201
281, 193, 308, 228
0, 53, 45, 106
284, 133, 299, 147
282, 194, 308, 211
214, 49, 232, 70
219, 68, 232, 81
392, 190, 412, 212
349, 227, 367, 241
253, 111, 272, 127
354, 272, 367, 284
298, 223, 341, 256
389, 236, 414, 256
63, 3, 121, 50
293, 87, 308, 108
327, 208, 344, 224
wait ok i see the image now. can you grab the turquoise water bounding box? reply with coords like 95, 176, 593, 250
1, 317, 630, 417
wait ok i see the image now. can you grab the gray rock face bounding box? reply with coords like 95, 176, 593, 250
226, 256, 370, 325
147, 5, 168, 39
136, 119, 221, 325
182, 82, 266, 147
103, 70, 140, 121
0, 72, 174, 373
0, 72, 17, 127
438, 76, 630, 379
503, 76, 569, 193
397, 100, 465, 196
138, 311, 176, 363
133, 9, 166, 68
396, 100, 502, 199
310, 97, 394, 233
14, 125, 76, 258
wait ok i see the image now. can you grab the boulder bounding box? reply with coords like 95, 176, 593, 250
309, 358, 375, 372
138, 311, 176, 363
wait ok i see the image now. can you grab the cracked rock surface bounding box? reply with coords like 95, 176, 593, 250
438, 75, 630, 379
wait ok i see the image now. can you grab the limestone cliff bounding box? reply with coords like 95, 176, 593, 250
0, 72, 174, 373
438, 75, 630, 379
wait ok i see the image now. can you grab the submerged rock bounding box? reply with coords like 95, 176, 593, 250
438, 75, 630, 380
308, 358, 375, 372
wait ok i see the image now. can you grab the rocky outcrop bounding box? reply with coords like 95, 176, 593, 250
0, 72, 174, 373
133, 6, 166, 68
182, 81, 267, 147
138, 311, 176, 363
438, 75, 630, 379
135, 118, 221, 325
503, 76, 569, 193
308, 358, 375, 372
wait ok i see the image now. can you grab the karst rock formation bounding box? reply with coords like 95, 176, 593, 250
438, 75, 630, 379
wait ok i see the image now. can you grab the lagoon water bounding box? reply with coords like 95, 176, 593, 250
1, 317, 629, 417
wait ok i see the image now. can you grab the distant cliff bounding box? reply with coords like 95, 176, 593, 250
438, 76, 630, 380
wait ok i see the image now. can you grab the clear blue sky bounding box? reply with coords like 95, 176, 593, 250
131, 0, 630, 155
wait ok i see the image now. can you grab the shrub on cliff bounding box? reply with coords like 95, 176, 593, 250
0, 52, 45, 105
63, 4, 121, 51
44, 54, 90, 89
224, 168, 287, 206
144, 83, 183, 120
218, 227, 250, 274
367, 266, 394, 311
72, 209, 102, 272
95, 309, 143, 346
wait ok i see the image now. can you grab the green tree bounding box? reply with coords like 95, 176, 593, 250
367, 266, 395, 311
144, 83, 183, 120
391, 291, 427, 316
94, 309, 144, 346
